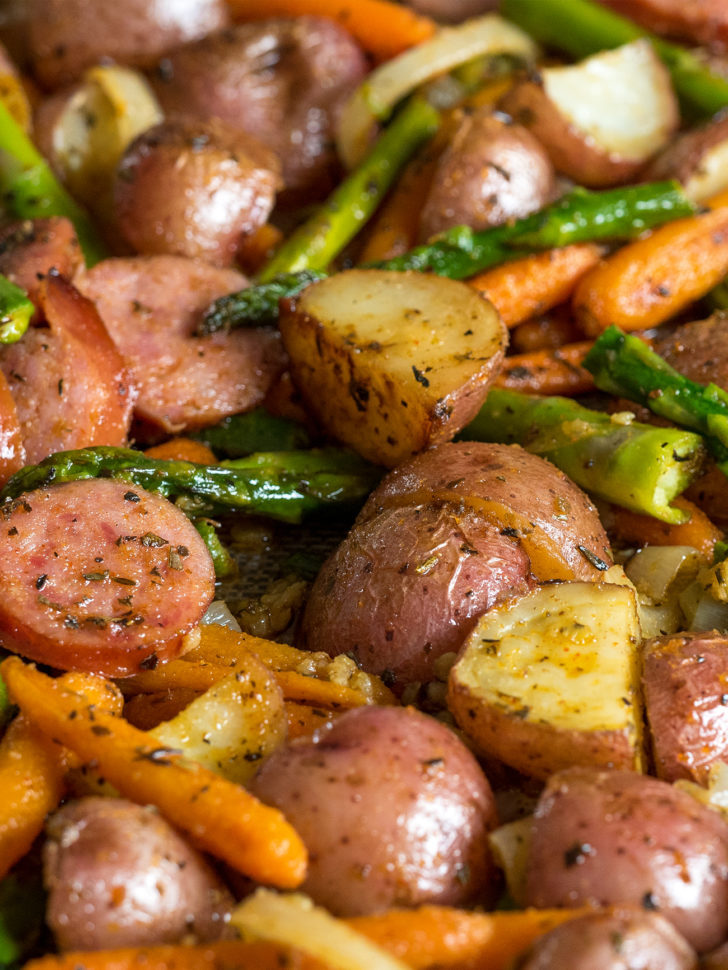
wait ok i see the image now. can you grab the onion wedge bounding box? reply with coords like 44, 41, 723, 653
336, 14, 537, 168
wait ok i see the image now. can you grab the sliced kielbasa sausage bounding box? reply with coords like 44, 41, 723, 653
0, 478, 215, 675
79, 256, 286, 434
0, 217, 83, 306
0, 272, 135, 463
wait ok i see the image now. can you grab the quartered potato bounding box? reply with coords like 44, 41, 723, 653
150, 651, 287, 785
279, 269, 507, 466
448, 581, 645, 779
501, 39, 678, 187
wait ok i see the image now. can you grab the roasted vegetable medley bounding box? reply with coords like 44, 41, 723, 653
5, 0, 728, 968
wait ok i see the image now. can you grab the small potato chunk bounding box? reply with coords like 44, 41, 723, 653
646, 112, 728, 203
44, 797, 233, 950
418, 111, 555, 240
524, 767, 728, 953
516, 908, 697, 970
250, 705, 499, 916
448, 581, 645, 779
501, 40, 678, 187
643, 632, 728, 784
279, 270, 506, 467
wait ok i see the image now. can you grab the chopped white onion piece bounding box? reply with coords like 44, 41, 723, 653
336, 14, 537, 169
201, 599, 241, 631
488, 816, 533, 906
231, 890, 410, 970
625, 545, 702, 604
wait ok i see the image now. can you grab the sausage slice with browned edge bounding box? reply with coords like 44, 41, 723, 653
0, 479, 215, 676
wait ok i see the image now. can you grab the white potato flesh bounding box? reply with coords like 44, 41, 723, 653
151, 655, 287, 785
683, 140, 728, 202
448, 581, 645, 778
543, 39, 677, 161
280, 269, 507, 467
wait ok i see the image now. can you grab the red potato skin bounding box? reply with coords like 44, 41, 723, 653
0, 273, 135, 463
114, 118, 282, 267
299, 502, 533, 686
150, 18, 367, 199
250, 705, 499, 917
78, 256, 285, 433
515, 908, 698, 970
500, 78, 669, 188
642, 632, 728, 784
27, 0, 231, 90
44, 797, 233, 950
645, 112, 728, 194
418, 112, 556, 241
0, 479, 215, 675
524, 767, 728, 953
360, 442, 612, 581
651, 314, 728, 388
0, 218, 83, 307
598, 0, 728, 54
300, 442, 611, 685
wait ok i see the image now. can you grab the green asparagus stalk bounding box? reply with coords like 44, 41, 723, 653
462, 388, 706, 523
193, 518, 237, 580
191, 409, 311, 457
200, 180, 695, 333
0, 101, 107, 267
583, 326, 728, 469
198, 271, 325, 334
377, 181, 694, 276
500, 0, 728, 118
0, 446, 381, 524
258, 96, 441, 281
0, 275, 32, 344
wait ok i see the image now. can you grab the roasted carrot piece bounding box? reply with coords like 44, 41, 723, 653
494, 341, 594, 396
20, 907, 590, 970
123, 688, 202, 731
144, 438, 216, 464
123, 656, 376, 709
286, 701, 341, 739
611, 496, 723, 559
226, 0, 436, 61
21, 941, 324, 970
470, 243, 603, 328
358, 150, 440, 263
0, 714, 67, 880
0, 669, 122, 879
1, 658, 308, 888
574, 196, 728, 336
509, 310, 584, 355
237, 222, 284, 275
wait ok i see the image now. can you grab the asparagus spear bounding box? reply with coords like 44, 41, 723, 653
583, 326, 728, 469
193, 518, 237, 580
191, 409, 311, 458
0, 446, 381, 525
500, 0, 728, 118
0, 276, 32, 344
259, 96, 441, 281
198, 271, 325, 334
0, 101, 107, 267
201, 180, 695, 333
463, 388, 706, 523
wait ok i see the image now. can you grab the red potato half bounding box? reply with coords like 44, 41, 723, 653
524, 766, 728, 953
300, 442, 613, 685
250, 705, 499, 916
501, 40, 679, 187
515, 908, 697, 970
642, 632, 728, 784
0, 479, 215, 675
418, 111, 556, 240
44, 797, 233, 950
448, 580, 645, 779
646, 111, 728, 203
279, 270, 507, 467
114, 118, 282, 266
